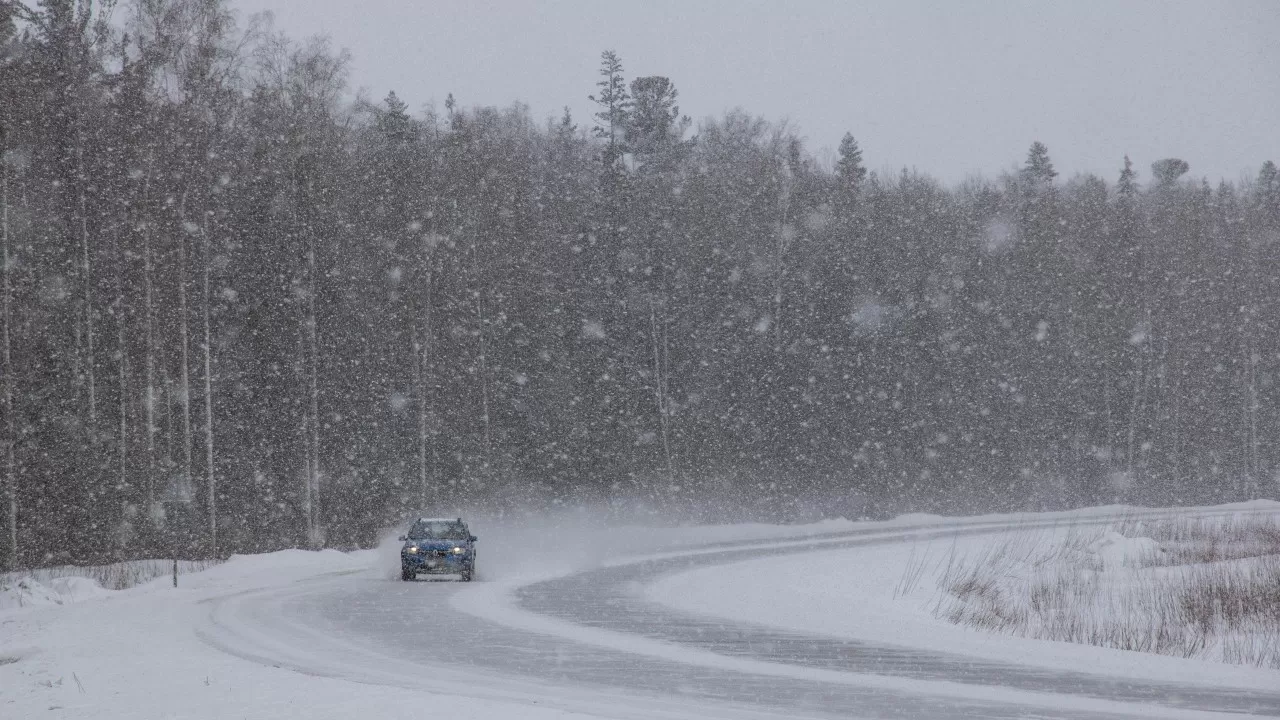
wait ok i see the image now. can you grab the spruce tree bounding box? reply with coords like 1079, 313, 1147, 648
627, 76, 686, 165
835, 132, 867, 194
588, 50, 631, 167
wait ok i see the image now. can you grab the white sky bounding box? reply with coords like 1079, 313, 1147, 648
232, 0, 1278, 185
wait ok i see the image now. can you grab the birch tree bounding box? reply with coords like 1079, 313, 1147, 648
1, 114, 15, 570
254, 34, 349, 545
201, 211, 216, 554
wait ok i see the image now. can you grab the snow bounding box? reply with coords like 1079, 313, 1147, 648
452, 564, 1223, 719
646, 506, 1280, 691
0, 545, 620, 720
0, 576, 109, 610
0, 518, 860, 720
4, 505, 1278, 719
1087, 530, 1163, 569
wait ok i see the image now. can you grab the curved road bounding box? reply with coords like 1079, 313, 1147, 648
199, 517, 1280, 720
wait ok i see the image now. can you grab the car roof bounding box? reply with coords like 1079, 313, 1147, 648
416, 517, 465, 523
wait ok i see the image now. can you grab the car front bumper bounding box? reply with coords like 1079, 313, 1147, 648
402, 552, 472, 574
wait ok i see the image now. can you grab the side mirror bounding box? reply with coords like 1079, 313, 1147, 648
469, 535, 478, 542
397, 535, 407, 542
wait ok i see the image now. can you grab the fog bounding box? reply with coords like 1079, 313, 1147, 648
0, 2, 1276, 570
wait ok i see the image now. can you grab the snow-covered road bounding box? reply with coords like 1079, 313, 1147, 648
192, 509, 1280, 720
5, 506, 1278, 719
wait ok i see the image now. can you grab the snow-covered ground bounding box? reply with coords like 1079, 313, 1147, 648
1, 545, 637, 720
0, 575, 112, 611
3, 504, 1278, 719
0, 516, 863, 720
0, 559, 219, 610
646, 501, 1280, 690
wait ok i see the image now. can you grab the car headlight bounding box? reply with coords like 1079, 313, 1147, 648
451, 547, 464, 554
405, 547, 418, 554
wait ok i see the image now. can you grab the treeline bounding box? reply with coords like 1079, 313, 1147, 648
1, 1, 1277, 568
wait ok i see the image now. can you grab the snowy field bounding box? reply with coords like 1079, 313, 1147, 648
3, 504, 1279, 719
0, 516, 861, 720
647, 501, 1280, 688
0, 559, 220, 610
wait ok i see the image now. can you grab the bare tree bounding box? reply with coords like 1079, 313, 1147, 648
175, 195, 195, 514
140, 162, 159, 518
470, 214, 493, 472
770, 134, 798, 351
1, 121, 16, 570
649, 298, 674, 485
75, 132, 97, 432
306, 201, 321, 547
414, 236, 440, 510
253, 33, 349, 547
111, 202, 129, 557
201, 211, 217, 555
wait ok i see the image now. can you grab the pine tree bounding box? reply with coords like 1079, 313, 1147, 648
835, 132, 867, 195
1151, 158, 1190, 187
1257, 160, 1278, 214
627, 76, 686, 164
1110, 155, 1150, 494
1022, 141, 1057, 186
624, 75, 690, 494
588, 50, 631, 167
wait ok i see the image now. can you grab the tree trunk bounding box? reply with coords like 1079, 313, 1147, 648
476, 289, 492, 466
470, 217, 492, 472
415, 259, 434, 510
2, 126, 16, 570
307, 233, 321, 547
139, 156, 158, 523
201, 213, 217, 556
143, 215, 157, 517
649, 298, 674, 485
1246, 333, 1259, 498
163, 369, 175, 478
296, 322, 311, 544
1125, 329, 1145, 486
291, 159, 322, 548
176, 202, 194, 518
773, 172, 793, 350
305, 201, 321, 548
76, 133, 97, 433
1238, 254, 1259, 500
112, 222, 128, 559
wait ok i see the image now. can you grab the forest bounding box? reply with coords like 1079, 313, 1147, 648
0, 0, 1277, 568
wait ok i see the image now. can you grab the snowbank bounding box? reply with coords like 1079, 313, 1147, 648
1087, 530, 1164, 569
0, 517, 865, 720
6, 505, 1276, 720
0, 576, 110, 610
0, 544, 635, 720
646, 513, 1280, 690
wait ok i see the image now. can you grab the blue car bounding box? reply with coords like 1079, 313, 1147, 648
400, 518, 477, 582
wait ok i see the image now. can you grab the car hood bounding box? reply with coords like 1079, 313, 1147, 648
403, 539, 469, 551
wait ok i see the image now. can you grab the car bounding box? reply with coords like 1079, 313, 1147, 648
399, 517, 478, 581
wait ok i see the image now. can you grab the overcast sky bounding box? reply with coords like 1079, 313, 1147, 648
232, 0, 1277, 185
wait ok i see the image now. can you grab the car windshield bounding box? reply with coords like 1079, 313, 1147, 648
407, 520, 468, 540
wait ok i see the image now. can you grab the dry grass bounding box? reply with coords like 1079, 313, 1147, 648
1114, 514, 1280, 567
929, 513, 1280, 668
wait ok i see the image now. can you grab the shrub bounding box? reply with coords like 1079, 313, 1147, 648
929, 513, 1280, 668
